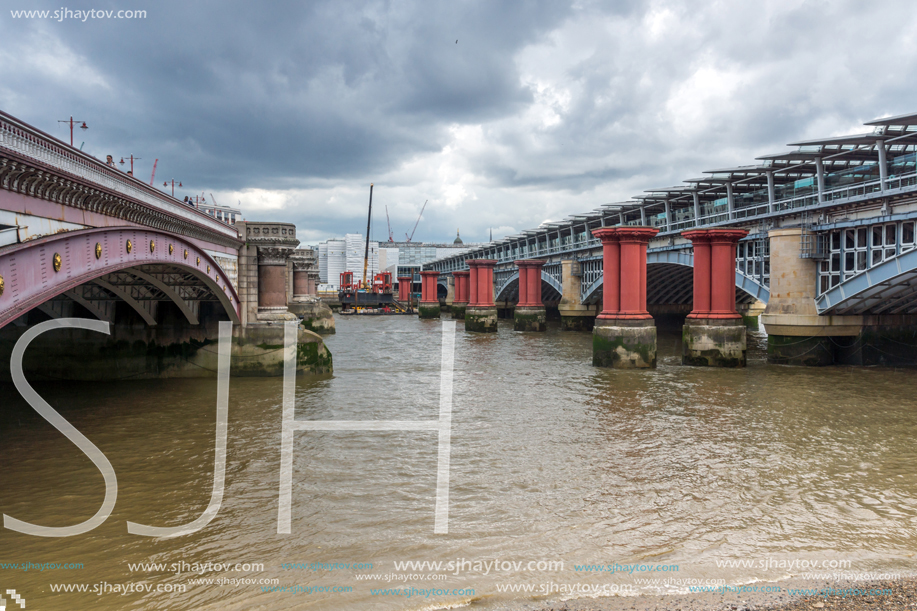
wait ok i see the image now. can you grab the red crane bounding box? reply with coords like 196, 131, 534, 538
149, 158, 158, 186
405, 200, 428, 242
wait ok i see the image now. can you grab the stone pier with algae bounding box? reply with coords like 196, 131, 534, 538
592, 318, 656, 369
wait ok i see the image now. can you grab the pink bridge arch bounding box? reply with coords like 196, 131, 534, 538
0, 226, 240, 328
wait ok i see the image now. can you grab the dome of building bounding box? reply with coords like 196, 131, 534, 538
454, 229, 463, 245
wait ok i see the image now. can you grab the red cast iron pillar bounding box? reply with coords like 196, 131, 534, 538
466, 260, 479, 307
617, 227, 657, 319
683, 230, 712, 319
681, 228, 749, 367
452, 270, 470, 320
591, 226, 659, 368
398, 276, 413, 303
418, 270, 441, 319
465, 259, 498, 332
709, 230, 747, 319
592, 229, 620, 318
514, 260, 546, 331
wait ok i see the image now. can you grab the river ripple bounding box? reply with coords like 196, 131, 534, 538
1, 315, 916, 609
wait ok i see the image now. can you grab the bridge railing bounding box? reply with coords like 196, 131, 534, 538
0, 112, 236, 240
425, 166, 917, 273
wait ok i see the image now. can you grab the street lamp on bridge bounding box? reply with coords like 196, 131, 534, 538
163, 179, 182, 197
57, 116, 88, 147
119, 155, 141, 176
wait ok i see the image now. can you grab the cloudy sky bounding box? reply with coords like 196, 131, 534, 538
1, 0, 915, 245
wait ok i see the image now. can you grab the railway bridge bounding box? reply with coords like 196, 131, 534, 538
424, 111, 917, 368
0, 110, 330, 380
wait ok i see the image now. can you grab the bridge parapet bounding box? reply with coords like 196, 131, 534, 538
0, 111, 237, 245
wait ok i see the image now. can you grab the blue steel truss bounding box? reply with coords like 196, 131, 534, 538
815, 246, 917, 315
494, 270, 563, 302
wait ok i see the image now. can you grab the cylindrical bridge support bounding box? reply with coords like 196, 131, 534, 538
397, 275, 413, 304
258, 247, 293, 314
452, 270, 470, 320
514, 260, 546, 331
591, 227, 659, 368
418, 271, 441, 319
681, 229, 748, 367
465, 259, 498, 333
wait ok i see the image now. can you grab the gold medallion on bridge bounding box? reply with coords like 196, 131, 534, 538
52, 253, 62, 272
169, 244, 174, 255
150, 240, 155, 253
95, 243, 102, 259
196, 256, 200, 265
126, 239, 133, 254
0, 275, 4, 297
184, 249, 188, 259
207, 265, 211, 273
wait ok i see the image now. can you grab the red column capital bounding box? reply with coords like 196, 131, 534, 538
591, 227, 620, 243
469, 259, 497, 269
614, 227, 659, 243
681, 229, 712, 243
706, 228, 749, 243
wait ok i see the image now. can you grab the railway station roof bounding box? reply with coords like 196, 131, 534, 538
425, 109, 917, 268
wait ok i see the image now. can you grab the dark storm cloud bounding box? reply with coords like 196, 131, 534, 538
1, 0, 916, 243
0, 0, 572, 188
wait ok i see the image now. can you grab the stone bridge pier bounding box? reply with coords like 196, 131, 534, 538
763, 227, 917, 366
559, 260, 597, 331
443, 274, 455, 310
288, 248, 335, 335
234, 221, 332, 375
681, 229, 749, 367
466, 259, 497, 333
591, 227, 659, 368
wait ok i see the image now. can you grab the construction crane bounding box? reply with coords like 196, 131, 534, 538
149, 158, 158, 186
362, 183, 374, 288
385, 205, 394, 242
405, 199, 428, 242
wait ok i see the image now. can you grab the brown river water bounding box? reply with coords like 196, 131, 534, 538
1, 315, 916, 610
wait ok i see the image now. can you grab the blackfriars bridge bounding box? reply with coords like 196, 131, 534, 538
422, 110, 917, 368
0, 110, 331, 380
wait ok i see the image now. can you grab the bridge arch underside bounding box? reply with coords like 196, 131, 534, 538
11, 263, 235, 329
817, 248, 917, 315
0, 227, 240, 380
580, 263, 761, 309
494, 273, 563, 305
